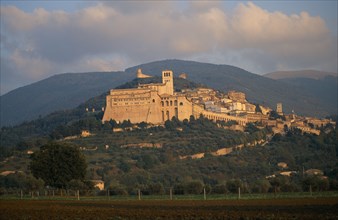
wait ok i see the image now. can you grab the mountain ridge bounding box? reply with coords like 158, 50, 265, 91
264, 70, 337, 80
1, 60, 337, 127
0, 71, 134, 126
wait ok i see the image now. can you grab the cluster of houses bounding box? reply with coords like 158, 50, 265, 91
180, 87, 335, 135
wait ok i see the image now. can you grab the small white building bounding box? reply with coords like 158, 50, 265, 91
91, 180, 105, 190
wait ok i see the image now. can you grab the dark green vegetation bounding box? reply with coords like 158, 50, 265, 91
30, 142, 88, 188
0, 74, 337, 196
71, 121, 337, 195
1, 109, 337, 195
1, 60, 336, 126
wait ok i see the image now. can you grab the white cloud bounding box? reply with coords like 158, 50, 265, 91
0, 1, 337, 94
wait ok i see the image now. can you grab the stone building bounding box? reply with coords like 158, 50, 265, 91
228, 91, 246, 103
102, 70, 194, 124
276, 103, 283, 115
102, 69, 268, 126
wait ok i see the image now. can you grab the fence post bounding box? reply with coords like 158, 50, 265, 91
203, 187, 206, 200
77, 190, 80, 201
138, 189, 141, 200
170, 187, 173, 200
20, 190, 23, 200
238, 187, 241, 200
310, 185, 312, 197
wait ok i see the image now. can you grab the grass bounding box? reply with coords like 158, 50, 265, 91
1, 191, 338, 201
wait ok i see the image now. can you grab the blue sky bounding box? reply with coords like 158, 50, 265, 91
1, 1, 337, 94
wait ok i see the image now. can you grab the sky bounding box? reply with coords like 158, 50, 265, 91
1, 1, 337, 95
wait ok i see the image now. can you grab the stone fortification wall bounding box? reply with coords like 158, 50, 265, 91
201, 110, 248, 126
102, 89, 163, 124
103, 70, 192, 124
191, 104, 248, 126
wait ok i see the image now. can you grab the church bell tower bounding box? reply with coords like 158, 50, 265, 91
162, 70, 174, 95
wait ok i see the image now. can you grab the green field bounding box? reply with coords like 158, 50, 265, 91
2, 191, 338, 201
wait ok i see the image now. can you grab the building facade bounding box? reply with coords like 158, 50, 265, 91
102, 69, 270, 126
102, 70, 194, 124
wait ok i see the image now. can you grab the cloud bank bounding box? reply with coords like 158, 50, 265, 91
1, 1, 337, 94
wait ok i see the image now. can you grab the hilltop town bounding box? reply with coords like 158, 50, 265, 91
0, 68, 337, 198
102, 69, 335, 136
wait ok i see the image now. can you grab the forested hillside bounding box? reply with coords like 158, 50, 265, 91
1, 113, 337, 194
1, 72, 337, 194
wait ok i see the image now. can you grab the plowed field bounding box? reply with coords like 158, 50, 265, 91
1, 198, 337, 219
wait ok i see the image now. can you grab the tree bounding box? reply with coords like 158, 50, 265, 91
147, 182, 165, 195
138, 121, 148, 129
302, 176, 329, 192
121, 120, 132, 128
119, 160, 131, 173
164, 120, 175, 130
226, 179, 244, 193
30, 142, 87, 188
184, 180, 204, 194
109, 119, 118, 128
213, 183, 227, 194
252, 179, 271, 193
0, 172, 44, 191
136, 154, 159, 170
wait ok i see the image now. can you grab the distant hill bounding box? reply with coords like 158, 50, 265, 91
1, 60, 337, 127
126, 60, 337, 117
264, 70, 337, 80
263, 70, 337, 118
0, 71, 134, 126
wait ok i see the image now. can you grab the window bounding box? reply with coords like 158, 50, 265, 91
180, 102, 183, 106
174, 100, 178, 106
152, 99, 155, 103
166, 101, 169, 106
161, 101, 164, 107
170, 101, 173, 106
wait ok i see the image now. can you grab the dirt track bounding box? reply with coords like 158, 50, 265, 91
1, 198, 338, 219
